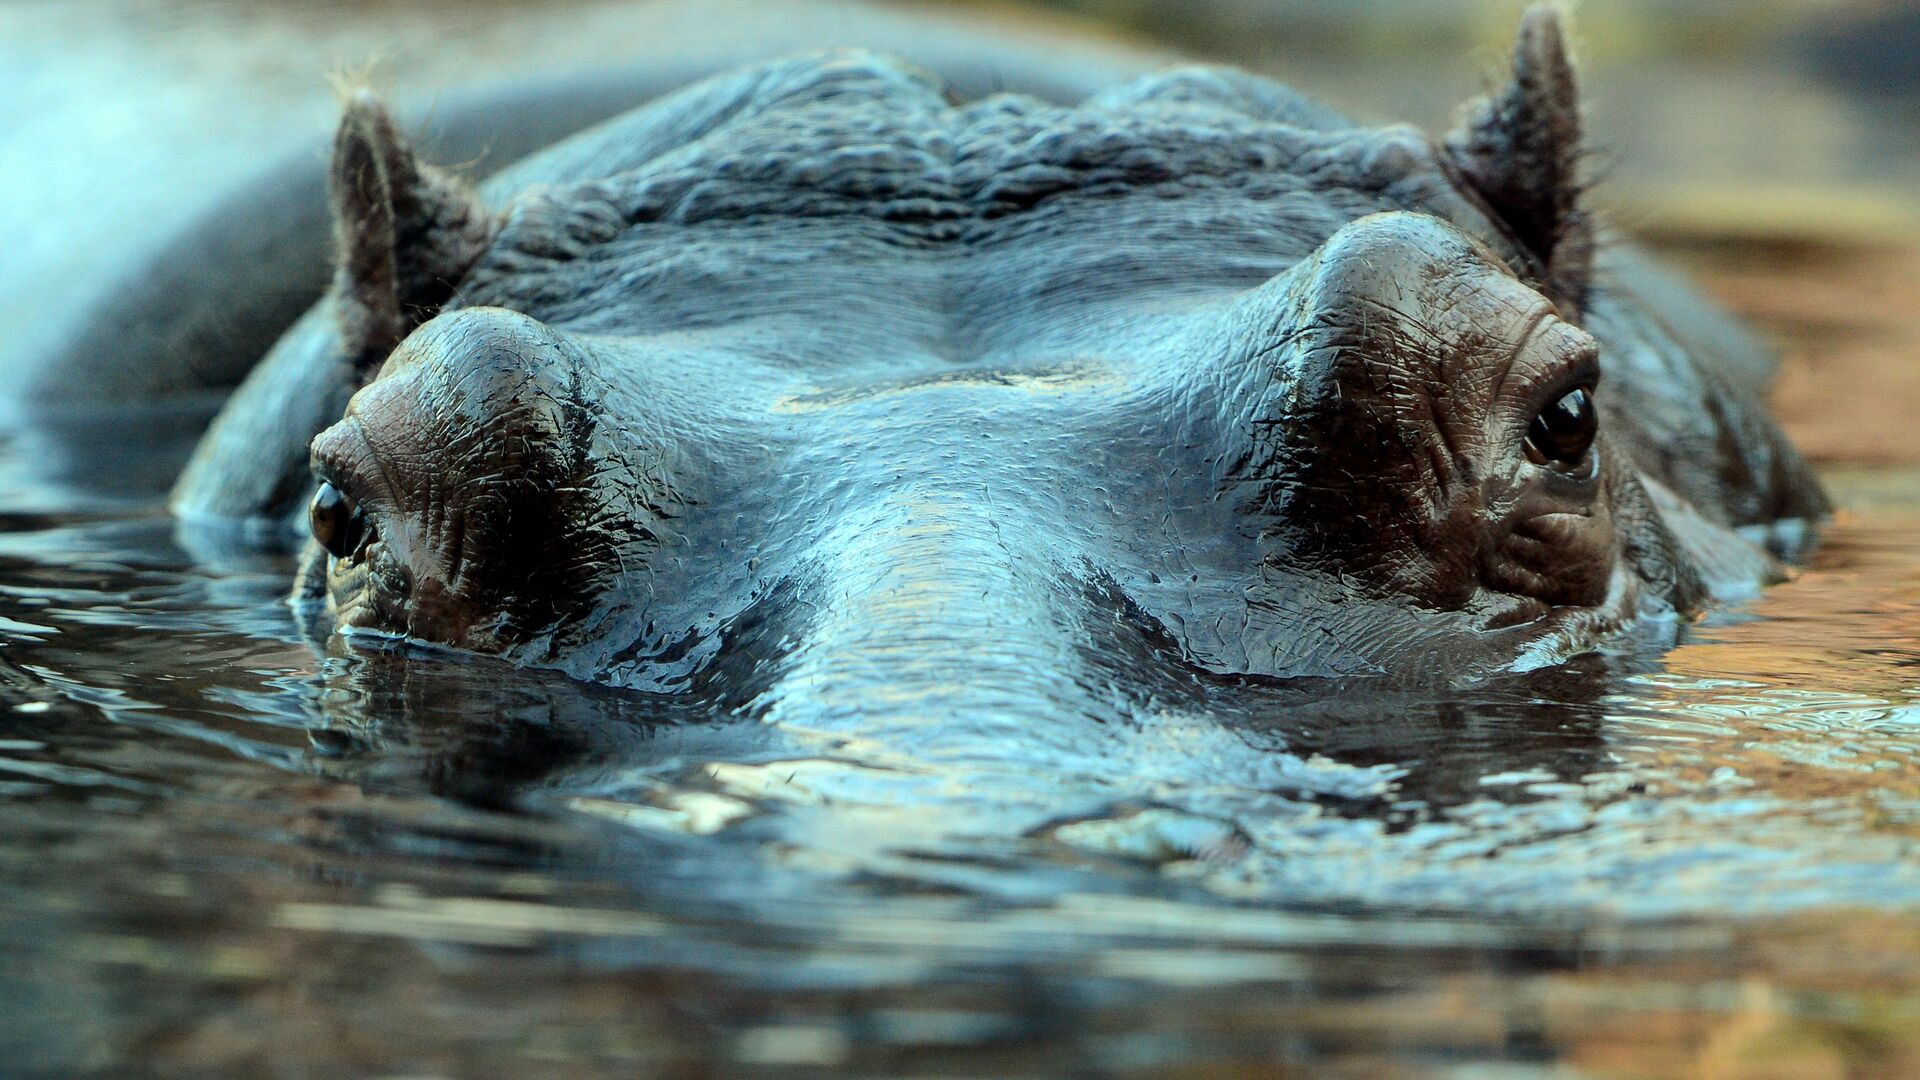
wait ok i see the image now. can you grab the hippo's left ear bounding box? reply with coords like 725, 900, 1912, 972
1445, 5, 1592, 314
329, 90, 495, 380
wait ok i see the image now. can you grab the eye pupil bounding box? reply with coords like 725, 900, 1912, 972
1527, 387, 1597, 469
309, 481, 367, 559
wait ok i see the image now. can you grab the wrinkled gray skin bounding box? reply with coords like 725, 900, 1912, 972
154, 13, 1170, 542
175, 9, 1825, 708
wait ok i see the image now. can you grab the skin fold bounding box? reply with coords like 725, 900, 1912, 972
182, 8, 1823, 708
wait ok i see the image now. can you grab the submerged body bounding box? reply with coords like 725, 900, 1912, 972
166, 10, 1822, 713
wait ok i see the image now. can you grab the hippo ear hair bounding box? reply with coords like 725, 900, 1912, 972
329, 90, 493, 380
1445, 5, 1592, 314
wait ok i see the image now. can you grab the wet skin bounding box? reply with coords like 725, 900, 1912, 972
185, 10, 1824, 712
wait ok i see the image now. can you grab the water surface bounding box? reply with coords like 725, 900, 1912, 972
0, 403, 1916, 1078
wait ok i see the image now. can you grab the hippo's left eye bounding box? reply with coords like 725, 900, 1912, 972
309, 481, 370, 560
1526, 386, 1597, 470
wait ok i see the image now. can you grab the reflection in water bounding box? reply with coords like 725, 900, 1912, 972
2, 407, 1919, 1076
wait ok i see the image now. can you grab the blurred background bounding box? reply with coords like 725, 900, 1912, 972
14, 0, 1920, 225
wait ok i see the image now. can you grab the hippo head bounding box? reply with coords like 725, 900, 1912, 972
295, 11, 1815, 711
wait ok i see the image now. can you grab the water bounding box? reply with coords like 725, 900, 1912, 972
0, 396, 1915, 1078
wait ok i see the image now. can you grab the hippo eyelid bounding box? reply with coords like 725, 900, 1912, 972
1525, 343, 1600, 412
308, 419, 409, 532
1498, 314, 1601, 431
307, 456, 352, 496
1482, 305, 1549, 406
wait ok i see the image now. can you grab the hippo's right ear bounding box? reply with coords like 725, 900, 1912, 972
1445, 5, 1592, 315
329, 91, 494, 380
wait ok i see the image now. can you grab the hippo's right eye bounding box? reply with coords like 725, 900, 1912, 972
1525, 386, 1598, 470
309, 481, 369, 560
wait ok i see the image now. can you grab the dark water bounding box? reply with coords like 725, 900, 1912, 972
2, 407, 1918, 1077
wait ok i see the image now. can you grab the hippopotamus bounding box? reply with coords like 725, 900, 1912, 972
156, 6, 1824, 703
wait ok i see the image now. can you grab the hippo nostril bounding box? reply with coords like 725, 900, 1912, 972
309, 481, 369, 560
